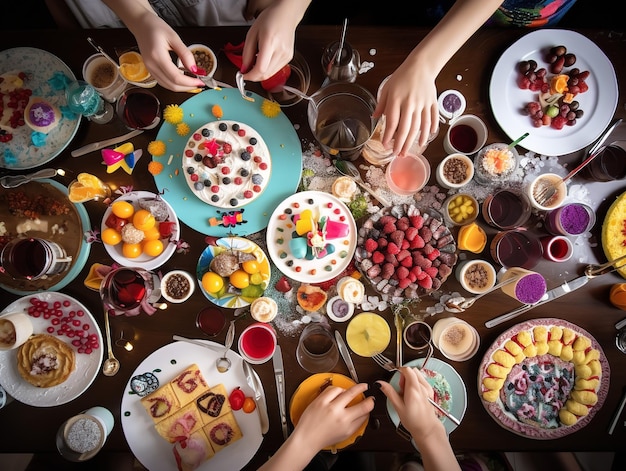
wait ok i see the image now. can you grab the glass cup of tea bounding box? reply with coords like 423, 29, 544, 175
490, 229, 543, 270
296, 323, 339, 373
82, 53, 127, 103
307, 82, 378, 161
443, 114, 487, 155
100, 267, 157, 317
116, 87, 161, 130
196, 306, 226, 337
0, 237, 72, 281
482, 189, 532, 230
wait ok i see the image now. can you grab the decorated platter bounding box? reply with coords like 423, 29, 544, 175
0, 292, 103, 407
289, 373, 368, 453
355, 204, 457, 300
478, 318, 609, 439
100, 190, 180, 270
386, 358, 467, 438
196, 236, 271, 308
121, 340, 263, 471
0, 179, 91, 295
266, 190, 357, 283
151, 87, 302, 236
489, 29, 618, 156
0, 47, 81, 169
601, 190, 626, 278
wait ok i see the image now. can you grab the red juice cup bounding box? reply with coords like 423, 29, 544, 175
385, 152, 431, 196
238, 323, 277, 364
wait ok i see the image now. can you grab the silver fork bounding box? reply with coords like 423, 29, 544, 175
372, 352, 460, 426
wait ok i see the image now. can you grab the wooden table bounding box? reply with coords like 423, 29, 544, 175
1, 25, 626, 470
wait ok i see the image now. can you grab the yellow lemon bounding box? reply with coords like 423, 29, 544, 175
122, 242, 142, 259
101, 227, 122, 246
202, 271, 224, 294
143, 239, 164, 257
229, 269, 250, 289
242, 259, 260, 274
132, 209, 156, 231
111, 201, 135, 219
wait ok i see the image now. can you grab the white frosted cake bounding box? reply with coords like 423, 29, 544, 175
183, 120, 271, 208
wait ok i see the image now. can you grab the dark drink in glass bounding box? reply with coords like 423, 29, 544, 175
490, 230, 543, 269
116, 88, 161, 130
195, 307, 226, 337
483, 189, 531, 229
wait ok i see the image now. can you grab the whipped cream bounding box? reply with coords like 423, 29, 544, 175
183, 120, 271, 209
336, 276, 365, 304
250, 296, 278, 322
331, 176, 357, 202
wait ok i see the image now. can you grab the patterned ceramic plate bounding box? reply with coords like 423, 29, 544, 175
0, 292, 103, 407
0, 47, 81, 169
478, 318, 609, 439
266, 190, 357, 283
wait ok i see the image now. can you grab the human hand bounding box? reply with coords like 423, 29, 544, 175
373, 61, 440, 157
241, 0, 309, 81
377, 367, 445, 440
129, 11, 205, 92
291, 383, 374, 452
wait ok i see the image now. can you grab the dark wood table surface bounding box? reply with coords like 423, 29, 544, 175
1, 25, 626, 470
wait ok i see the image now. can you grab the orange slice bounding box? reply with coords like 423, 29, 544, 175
119, 51, 150, 82
68, 173, 110, 203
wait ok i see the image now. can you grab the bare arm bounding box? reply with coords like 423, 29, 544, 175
102, 0, 204, 91
378, 367, 461, 471
376, 0, 503, 156
258, 383, 374, 471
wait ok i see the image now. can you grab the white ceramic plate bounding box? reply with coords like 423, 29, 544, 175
0, 292, 103, 407
386, 358, 467, 438
196, 236, 271, 308
120, 340, 263, 471
101, 191, 179, 270
489, 29, 618, 156
0, 47, 81, 169
266, 190, 357, 283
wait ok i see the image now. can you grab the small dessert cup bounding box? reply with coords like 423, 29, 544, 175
499, 267, 547, 304
474, 143, 520, 184
436, 153, 474, 189
443, 193, 479, 226
527, 173, 567, 211
455, 259, 496, 294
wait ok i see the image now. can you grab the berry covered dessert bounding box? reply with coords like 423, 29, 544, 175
183, 120, 271, 208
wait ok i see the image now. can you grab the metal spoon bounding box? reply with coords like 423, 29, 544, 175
1, 168, 63, 189
446, 275, 519, 312
102, 309, 120, 376
235, 71, 255, 102
334, 160, 391, 207
216, 319, 236, 373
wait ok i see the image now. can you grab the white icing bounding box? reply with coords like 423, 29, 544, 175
183, 120, 271, 208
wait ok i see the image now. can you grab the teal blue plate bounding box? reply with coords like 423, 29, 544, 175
0, 179, 91, 295
386, 358, 467, 442
152, 88, 302, 236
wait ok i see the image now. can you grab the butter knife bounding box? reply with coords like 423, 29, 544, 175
242, 360, 270, 434
334, 330, 359, 383
272, 345, 289, 439
485, 275, 589, 328
71, 129, 144, 157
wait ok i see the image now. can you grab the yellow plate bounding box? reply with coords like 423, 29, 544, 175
289, 373, 368, 452
601, 191, 626, 278
346, 312, 391, 357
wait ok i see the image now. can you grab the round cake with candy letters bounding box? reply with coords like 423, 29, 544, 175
182, 120, 271, 209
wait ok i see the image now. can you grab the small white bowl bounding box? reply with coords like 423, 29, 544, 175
437, 153, 474, 189
455, 259, 496, 294
326, 295, 355, 322
527, 173, 567, 211
177, 44, 217, 78
160, 270, 195, 303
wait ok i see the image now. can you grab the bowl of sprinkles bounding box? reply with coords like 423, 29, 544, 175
266, 191, 357, 283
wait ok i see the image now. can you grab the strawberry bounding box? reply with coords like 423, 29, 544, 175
417, 276, 433, 290
425, 267, 439, 279
382, 222, 397, 234
386, 242, 400, 255
409, 215, 424, 229
398, 278, 411, 289
396, 266, 409, 280
275, 276, 292, 293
